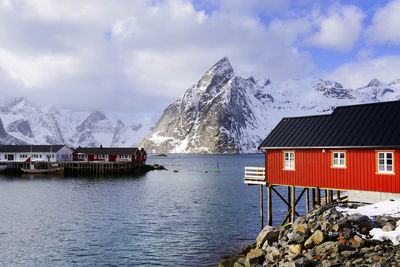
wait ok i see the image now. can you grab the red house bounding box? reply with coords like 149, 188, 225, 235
73, 147, 146, 165
254, 101, 400, 204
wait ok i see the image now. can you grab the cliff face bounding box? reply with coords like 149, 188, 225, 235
139, 57, 400, 154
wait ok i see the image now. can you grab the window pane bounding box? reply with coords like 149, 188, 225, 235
379, 165, 385, 171
333, 158, 338, 165
379, 153, 384, 159
387, 165, 393, 172
387, 153, 393, 159
379, 159, 385, 165
340, 153, 345, 159
340, 158, 345, 165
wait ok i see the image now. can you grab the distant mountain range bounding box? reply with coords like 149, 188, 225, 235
2, 58, 400, 152
138, 57, 400, 153
0, 97, 153, 148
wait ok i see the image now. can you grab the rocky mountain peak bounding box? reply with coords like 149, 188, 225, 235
366, 78, 382, 87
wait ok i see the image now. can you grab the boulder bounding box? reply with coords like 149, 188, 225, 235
288, 244, 303, 255
304, 230, 324, 249
288, 231, 306, 244
256, 226, 279, 249
314, 241, 345, 255
244, 249, 264, 267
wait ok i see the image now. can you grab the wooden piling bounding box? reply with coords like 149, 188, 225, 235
317, 188, 321, 205
260, 184, 264, 230
287, 186, 291, 223
291, 186, 295, 223
312, 188, 316, 209
267, 185, 272, 226
306, 188, 310, 213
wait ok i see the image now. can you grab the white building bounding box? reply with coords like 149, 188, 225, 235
0, 145, 74, 162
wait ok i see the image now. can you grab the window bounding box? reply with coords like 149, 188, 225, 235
332, 152, 346, 168
284, 151, 295, 170
377, 152, 394, 174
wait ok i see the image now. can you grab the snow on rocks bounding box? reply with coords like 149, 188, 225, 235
220, 200, 400, 267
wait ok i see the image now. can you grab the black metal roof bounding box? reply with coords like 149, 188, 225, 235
0, 145, 69, 153
259, 100, 400, 149
74, 147, 141, 155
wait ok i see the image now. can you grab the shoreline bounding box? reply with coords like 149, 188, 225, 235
220, 201, 400, 267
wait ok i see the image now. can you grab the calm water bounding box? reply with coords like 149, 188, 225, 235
0, 154, 306, 266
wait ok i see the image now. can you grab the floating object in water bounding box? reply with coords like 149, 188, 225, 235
213, 169, 221, 173
204, 170, 208, 173
173, 170, 179, 173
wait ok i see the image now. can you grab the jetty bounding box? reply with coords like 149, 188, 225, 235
1, 161, 154, 176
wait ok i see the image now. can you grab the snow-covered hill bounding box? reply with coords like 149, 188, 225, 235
139, 57, 400, 153
0, 97, 153, 147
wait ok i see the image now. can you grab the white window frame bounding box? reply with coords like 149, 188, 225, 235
283, 151, 295, 170
332, 151, 346, 168
377, 151, 394, 174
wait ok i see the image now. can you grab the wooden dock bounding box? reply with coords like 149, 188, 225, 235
0, 161, 150, 176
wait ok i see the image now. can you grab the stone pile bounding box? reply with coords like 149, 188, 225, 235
220, 202, 400, 267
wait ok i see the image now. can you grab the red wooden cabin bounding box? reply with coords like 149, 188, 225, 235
255, 101, 400, 203
73, 146, 147, 164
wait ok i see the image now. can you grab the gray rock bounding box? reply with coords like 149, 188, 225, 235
314, 241, 345, 255
256, 226, 280, 249
288, 231, 306, 244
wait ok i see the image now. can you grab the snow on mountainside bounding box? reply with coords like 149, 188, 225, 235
0, 97, 153, 147
139, 57, 400, 154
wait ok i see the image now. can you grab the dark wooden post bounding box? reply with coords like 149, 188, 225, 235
267, 185, 272, 226
329, 190, 334, 203
337, 190, 341, 202
317, 188, 321, 205
291, 186, 296, 223
306, 188, 310, 213
324, 189, 328, 204
287, 186, 291, 222
260, 184, 264, 230
312, 188, 316, 209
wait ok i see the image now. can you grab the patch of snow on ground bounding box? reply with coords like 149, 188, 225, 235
337, 199, 400, 245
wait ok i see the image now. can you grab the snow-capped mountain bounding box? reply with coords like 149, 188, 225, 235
139, 57, 400, 153
0, 97, 153, 147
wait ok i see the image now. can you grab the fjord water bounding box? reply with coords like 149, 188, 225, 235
0, 154, 304, 266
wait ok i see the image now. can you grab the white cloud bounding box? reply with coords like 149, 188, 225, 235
365, 0, 400, 44
327, 55, 400, 88
305, 5, 365, 51
0, 0, 316, 116
0, 48, 77, 88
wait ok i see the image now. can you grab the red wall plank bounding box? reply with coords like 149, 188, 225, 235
266, 148, 400, 193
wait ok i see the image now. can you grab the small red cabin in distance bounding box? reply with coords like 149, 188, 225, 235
73, 146, 147, 165
258, 101, 400, 203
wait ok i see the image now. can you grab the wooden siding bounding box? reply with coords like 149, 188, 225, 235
266, 148, 400, 193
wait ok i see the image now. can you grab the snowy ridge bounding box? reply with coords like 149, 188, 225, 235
139, 57, 400, 154
0, 97, 154, 147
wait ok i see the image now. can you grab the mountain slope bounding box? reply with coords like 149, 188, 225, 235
139, 58, 400, 153
0, 98, 153, 147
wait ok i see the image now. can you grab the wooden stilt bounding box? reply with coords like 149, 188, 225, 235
268, 185, 272, 226
312, 188, 316, 209
329, 190, 334, 203
317, 188, 321, 205
324, 189, 328, 204
287, 186, 291, 222
260, 184, 264, 230
291, 186, 296, 223
306, 188, 310, 213
337, 190, 341, 202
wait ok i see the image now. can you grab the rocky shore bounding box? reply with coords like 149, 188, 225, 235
220, 201, 400, 267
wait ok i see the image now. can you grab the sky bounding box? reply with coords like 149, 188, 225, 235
1, 0, 400, 120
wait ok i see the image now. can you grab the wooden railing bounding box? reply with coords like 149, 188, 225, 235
244, 166, 266, 185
